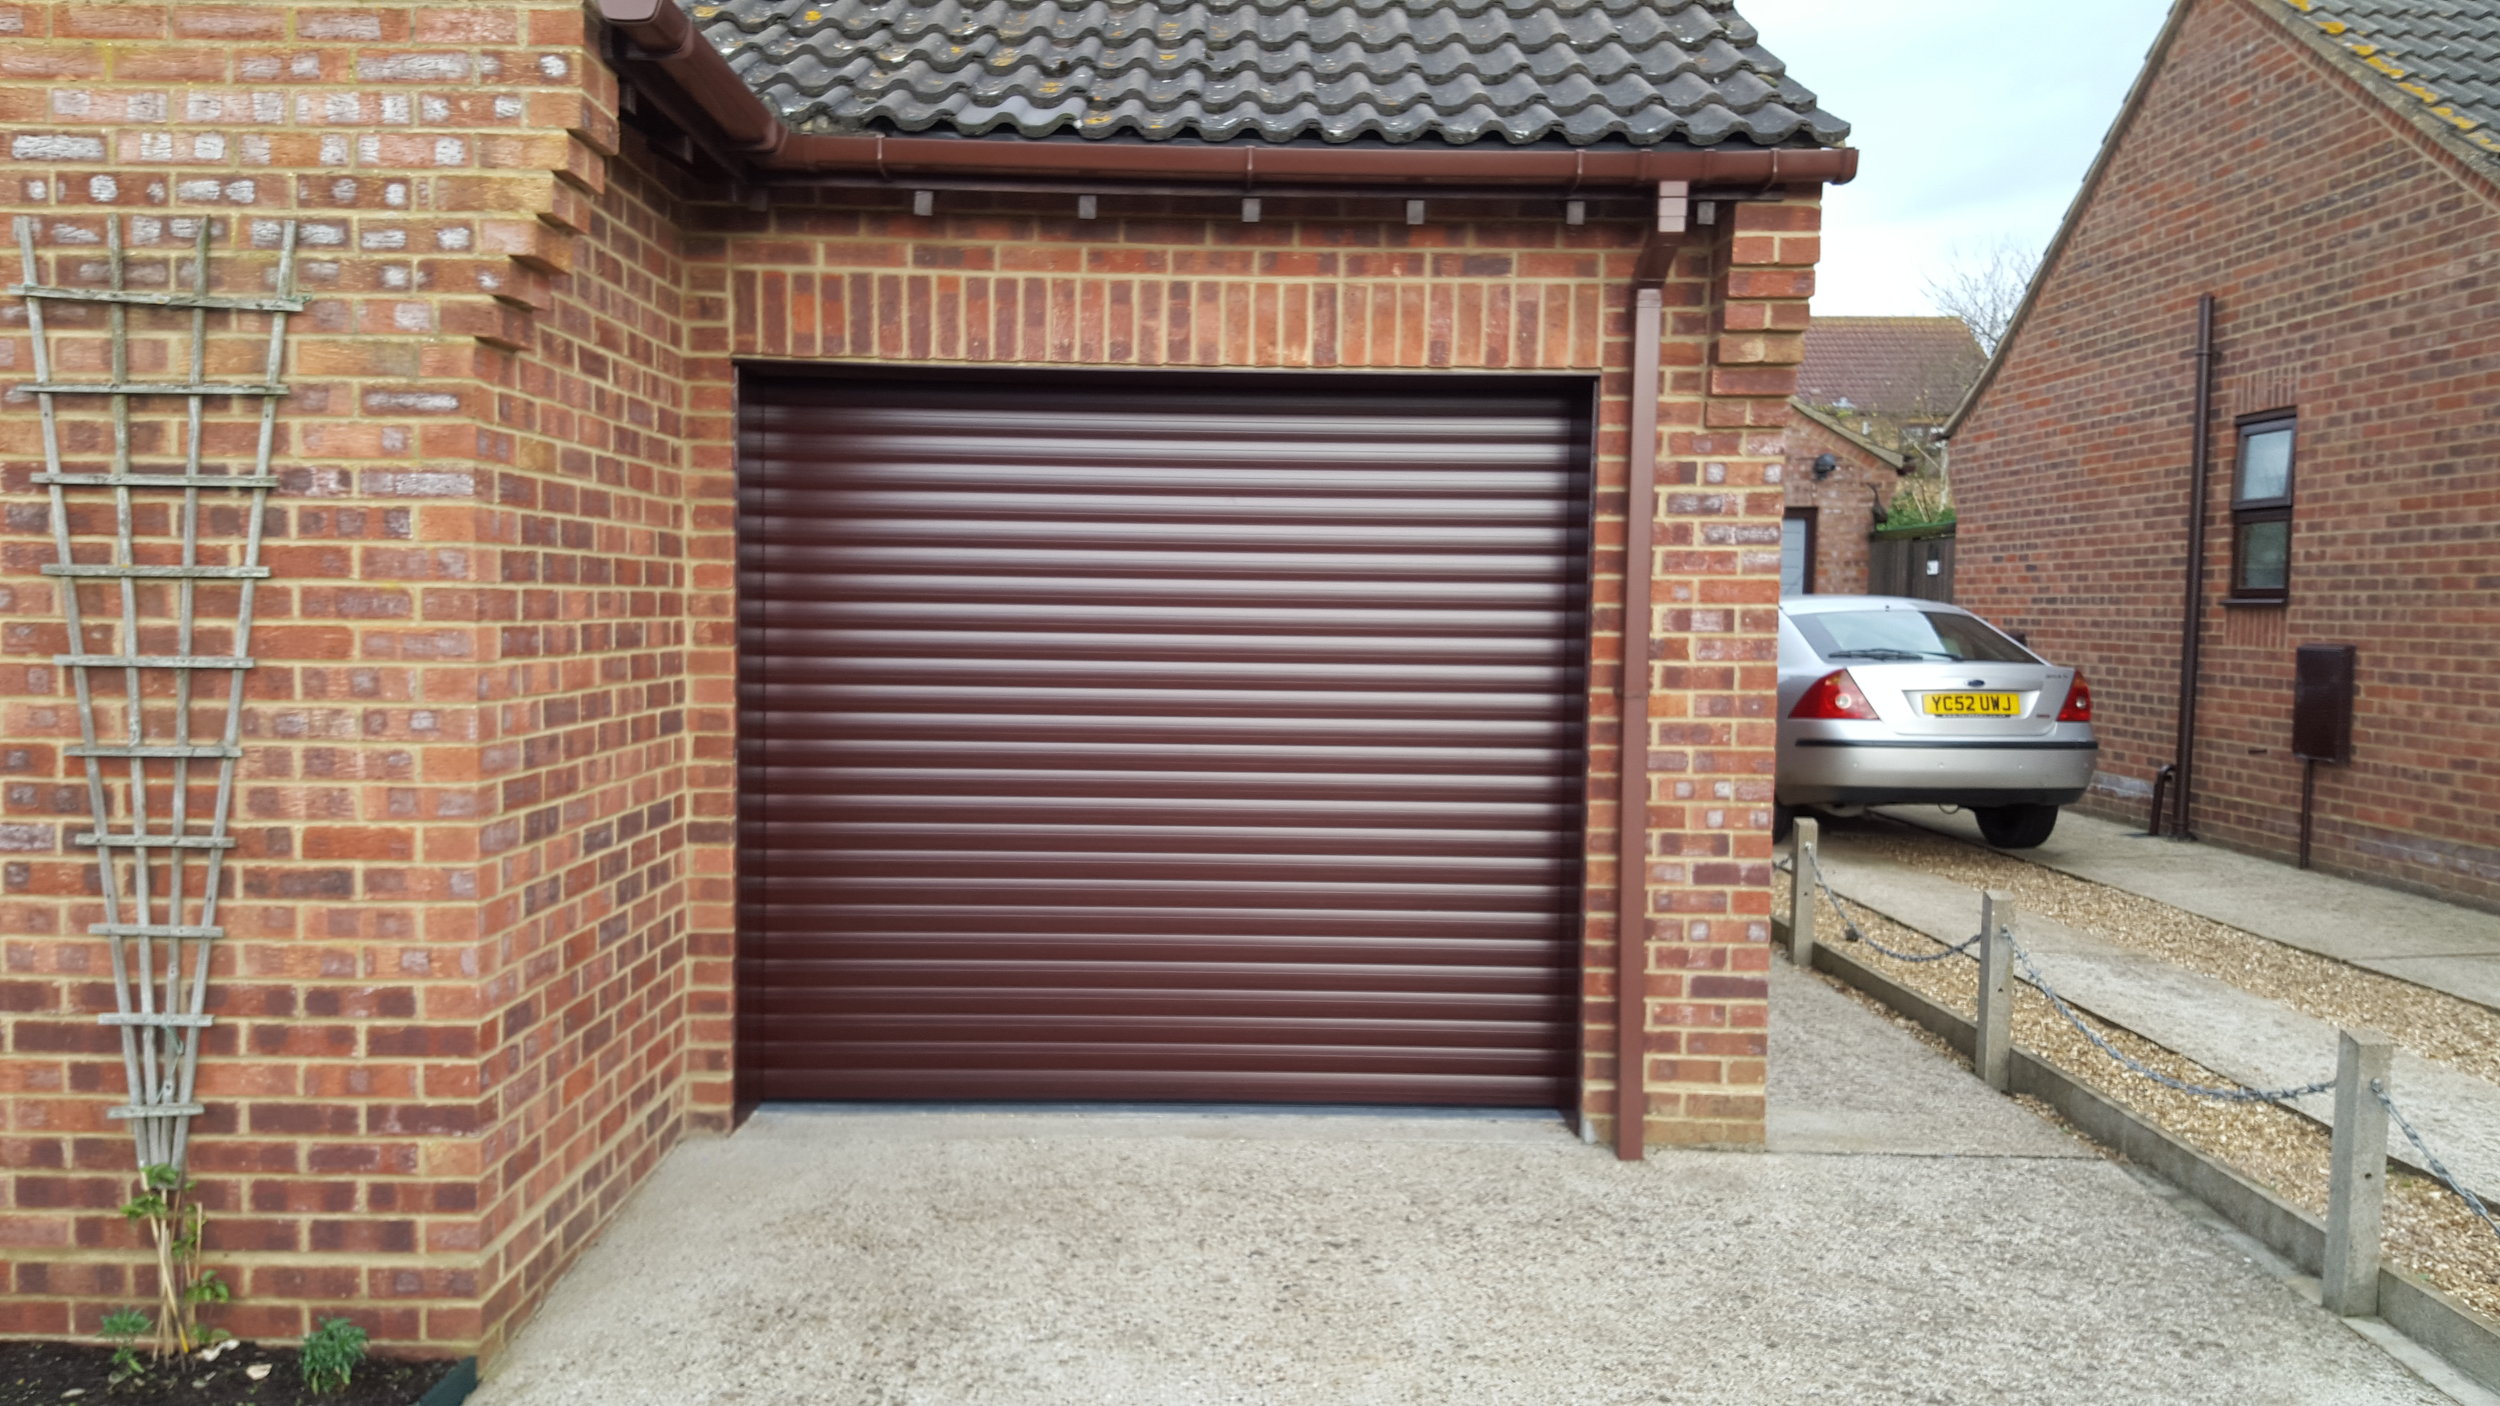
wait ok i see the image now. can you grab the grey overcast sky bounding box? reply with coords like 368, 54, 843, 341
1740, 0, 2177, 317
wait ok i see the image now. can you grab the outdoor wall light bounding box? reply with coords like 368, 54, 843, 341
1812, 452, 1838, 480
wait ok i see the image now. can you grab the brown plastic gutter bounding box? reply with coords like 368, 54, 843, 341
595, 0, 1858, 190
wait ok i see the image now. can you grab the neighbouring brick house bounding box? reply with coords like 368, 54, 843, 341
0, 0, 1852, 1358
1946, 0, 2500, 908
1780, 398, 1903, 596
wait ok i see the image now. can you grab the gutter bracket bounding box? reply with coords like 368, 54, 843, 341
1657, 181, 1690, 235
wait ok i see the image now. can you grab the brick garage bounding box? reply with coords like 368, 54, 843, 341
1946, 0, 2500, 909
1, 0, 1850, 1357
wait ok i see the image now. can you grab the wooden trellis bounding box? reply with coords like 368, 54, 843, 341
10, 215, 300, 1172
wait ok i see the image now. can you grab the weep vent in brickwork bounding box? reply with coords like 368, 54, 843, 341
690, 0, 1850, 146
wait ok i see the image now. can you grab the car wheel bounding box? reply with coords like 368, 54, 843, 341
1773, 804, 1794, 844
1974, 803, 2059, 849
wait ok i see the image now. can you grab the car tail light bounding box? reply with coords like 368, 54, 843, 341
2057, 671, 2094, 723
1791, 669, 1879, 721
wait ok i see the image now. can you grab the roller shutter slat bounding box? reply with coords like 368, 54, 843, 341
738, 374, 1589, 1106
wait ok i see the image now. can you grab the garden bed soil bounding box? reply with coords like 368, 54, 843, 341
0, 1341, 457, 1406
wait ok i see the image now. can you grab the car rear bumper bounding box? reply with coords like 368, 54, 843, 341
1776, 738, 2097, 808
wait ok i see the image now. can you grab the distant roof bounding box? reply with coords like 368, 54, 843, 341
2273, 0, 2500, 167
1794, 317, 1983, 420
688, 0, 1852, 148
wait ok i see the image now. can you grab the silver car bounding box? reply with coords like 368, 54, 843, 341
1777, 595, 2097, 849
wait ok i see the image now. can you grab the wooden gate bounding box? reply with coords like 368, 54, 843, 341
1868, 524, 1955, 602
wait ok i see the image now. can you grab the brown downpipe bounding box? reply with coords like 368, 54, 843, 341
1615, 280, 1666, 1162
595, 0, 1860, 190
2171, 295, 2217, 840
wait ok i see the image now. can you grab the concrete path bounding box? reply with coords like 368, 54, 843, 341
1768, 948, 2090, 1160
471, 964, 2456, 1406
1814, 833, 2500, 1206
1882, 806, 2500, 1011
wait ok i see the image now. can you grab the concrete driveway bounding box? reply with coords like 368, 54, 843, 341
471, 966, 2454, 1406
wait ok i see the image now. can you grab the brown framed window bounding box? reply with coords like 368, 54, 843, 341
2229, 415, 2294, 602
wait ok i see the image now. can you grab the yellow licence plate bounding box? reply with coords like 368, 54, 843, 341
1923, 692, 2020, 716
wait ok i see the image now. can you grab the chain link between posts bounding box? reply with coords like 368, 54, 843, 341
1998, 926, 2338, 1105
1788, 841, 2328, 1100
1801, 849, 1984, 964
2373, 1079, 2500, 1244
1782, 835, 2500, 1242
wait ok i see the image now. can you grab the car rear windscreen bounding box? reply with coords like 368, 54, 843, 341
1791, 609, 2038, 664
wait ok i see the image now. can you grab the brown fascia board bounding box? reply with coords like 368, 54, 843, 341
594, 0, 1860, 190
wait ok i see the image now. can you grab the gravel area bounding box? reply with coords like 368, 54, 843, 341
1843, 818, 2500, 1087
1778, 849, 2500, 1324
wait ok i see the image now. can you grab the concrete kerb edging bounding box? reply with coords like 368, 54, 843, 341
1771, 916, 2500, 1394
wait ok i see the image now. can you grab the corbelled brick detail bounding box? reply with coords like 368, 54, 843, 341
0, 0, 681, 1358
1951, 0, 2500, 909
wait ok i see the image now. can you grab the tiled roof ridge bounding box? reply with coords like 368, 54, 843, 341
696, 0, 1766, 34
692, 0, 1848, 147
722, 39, 1764, 90
2259, 0, 2500, 165
1806, 315, 1970, 326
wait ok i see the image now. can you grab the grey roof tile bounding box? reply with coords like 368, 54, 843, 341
2268, 0, 2500, 165
688, 0, 1848, 147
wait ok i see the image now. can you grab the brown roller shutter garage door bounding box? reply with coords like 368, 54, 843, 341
738, 371, 1591, 1106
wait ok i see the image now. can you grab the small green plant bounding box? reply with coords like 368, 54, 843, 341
299, 1317, 369, 1395
119, 1164, 231, 1359
1880, 475, 1956, 532
99, 1307, 152, 1384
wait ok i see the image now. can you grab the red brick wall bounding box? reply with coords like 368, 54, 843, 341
674, 188, 1821, 1149
458, 139, 702, 1355
1950, 0, 2500, 908
1, 0, 1828, 1355
1781, 409, 1899, 594
0, 0, 703, 1358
